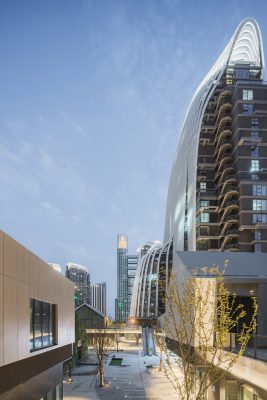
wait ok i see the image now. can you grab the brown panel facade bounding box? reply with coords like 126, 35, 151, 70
0, 344, 72, 396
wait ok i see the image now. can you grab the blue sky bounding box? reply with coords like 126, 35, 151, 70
1, 0, 267, 315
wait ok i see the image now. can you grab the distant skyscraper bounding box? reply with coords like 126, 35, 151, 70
65, 262, 90, 307
127, 254, 137, 316
115, 234, 128, 323
90, 282, 107, 316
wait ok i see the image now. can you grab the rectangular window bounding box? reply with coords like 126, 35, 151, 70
253, 199, 267, 211
30, 299, 56, 352
200, 213, 210, 223
251, 131, 259, 140
200, 182, 207, 192
253, 214, 267, 224
253, 185, 267, 196
251, 147, 259, 157
243, 103, 253, 115
255, 243, 261, 253
255, 231, 261, 240
236, 69, 249, 79
252, 174, 259, 181
243, 89, 253, 100
251, 118, 259, 126
251, 160, 260, 172
200, 200, 210, 207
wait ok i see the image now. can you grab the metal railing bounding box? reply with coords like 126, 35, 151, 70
223, 333, 267, 362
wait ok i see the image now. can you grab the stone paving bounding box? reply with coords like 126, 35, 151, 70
63, 340, 179, 400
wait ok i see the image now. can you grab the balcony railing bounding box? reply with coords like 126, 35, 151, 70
223, 333, 267, 362
224, 243, 239, 250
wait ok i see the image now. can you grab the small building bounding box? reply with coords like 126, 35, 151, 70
76, 303, 106, 329
0, 230, 75, 400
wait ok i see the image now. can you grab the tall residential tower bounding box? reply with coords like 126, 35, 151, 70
65, 263, 90, 307
131, 18, 267, 320
115, 234, 128, 322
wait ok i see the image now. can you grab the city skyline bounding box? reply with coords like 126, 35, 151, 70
2, 1, 267, 315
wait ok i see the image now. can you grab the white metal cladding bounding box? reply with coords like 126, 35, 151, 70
163, 18, 264, 252
129, 19, 264, 320
130, 242, 162, 318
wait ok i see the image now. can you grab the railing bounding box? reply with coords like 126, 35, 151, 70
223, 333, 267, 362
224, 214, 239, 222
224, 243, 238, 250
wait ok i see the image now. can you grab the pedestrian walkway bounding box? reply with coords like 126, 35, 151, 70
63, 340, 178, 400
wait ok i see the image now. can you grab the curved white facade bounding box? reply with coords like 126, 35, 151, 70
130, 18, 265, 319
164, 18, 264, 252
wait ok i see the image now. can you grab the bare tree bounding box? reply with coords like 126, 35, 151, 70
156, 264, 257, 400
91, 326, 113, 387
113, 329, 123, 352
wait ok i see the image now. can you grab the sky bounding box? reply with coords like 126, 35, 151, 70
1, 0, 267, 316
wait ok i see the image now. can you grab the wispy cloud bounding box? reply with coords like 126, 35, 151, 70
59, 111, 86, 137
54, 242, 97, 263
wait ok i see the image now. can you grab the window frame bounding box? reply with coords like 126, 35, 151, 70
243, 89, 253, 100
30, 299, 57, 352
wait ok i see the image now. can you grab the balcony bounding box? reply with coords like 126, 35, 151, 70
220, 229, 238, 249
215, 141, 232, 164
214, 129, 232, 153
219, 217, 238, 236
219, 176, 238, 194
215, 116, 232, 136
219, 187, 239, 208
220, 200, 239, 221
237, 134, 262, 147
222, 214, 239, 223
224, 228, 238, 237
224, 243, 239, 251
223, 333, 267, 362
216, 154, 232, 173
215, 102, 232, 124
214, 90, 232, 114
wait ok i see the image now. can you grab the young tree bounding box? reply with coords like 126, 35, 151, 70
113, 329, 123, 352
91, 325, 113, 387
156, 264, 257, 400
75, 314, 88, 362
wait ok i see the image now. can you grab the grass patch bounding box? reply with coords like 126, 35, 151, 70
109, 357, 123, 366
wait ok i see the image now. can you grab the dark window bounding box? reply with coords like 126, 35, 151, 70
236, 69, 249, 79
30, 299, 56, 352
243, 103, 253, 115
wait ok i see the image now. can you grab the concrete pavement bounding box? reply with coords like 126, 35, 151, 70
63, 339, 178, 400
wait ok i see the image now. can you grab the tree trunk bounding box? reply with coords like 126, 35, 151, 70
159, 356, 163, 372
99, 364, 105, 387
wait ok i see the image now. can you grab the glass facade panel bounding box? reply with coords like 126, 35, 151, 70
253, 185, 267, 196
243, 89, 253, 100
200, 182, 206, 192
243, 103, 253, 114
251, 160, 260, 172
251, 147, 259, 157
253, 199, 267, 211
30, 299, 56, 352
241, 386, 253, 400
200, 213, 210, 223
34, 300, 42, 349
253, 214, 267, 223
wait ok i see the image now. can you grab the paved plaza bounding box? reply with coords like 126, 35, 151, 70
63, 340, 179, 400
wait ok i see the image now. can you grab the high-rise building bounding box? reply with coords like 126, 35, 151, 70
164, 18, 267, 253
65, 262, 90, 307
115, 234, 128, 322
131, 18, 267, 319
90, 282, 107, 316
127, 254, 138, 316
